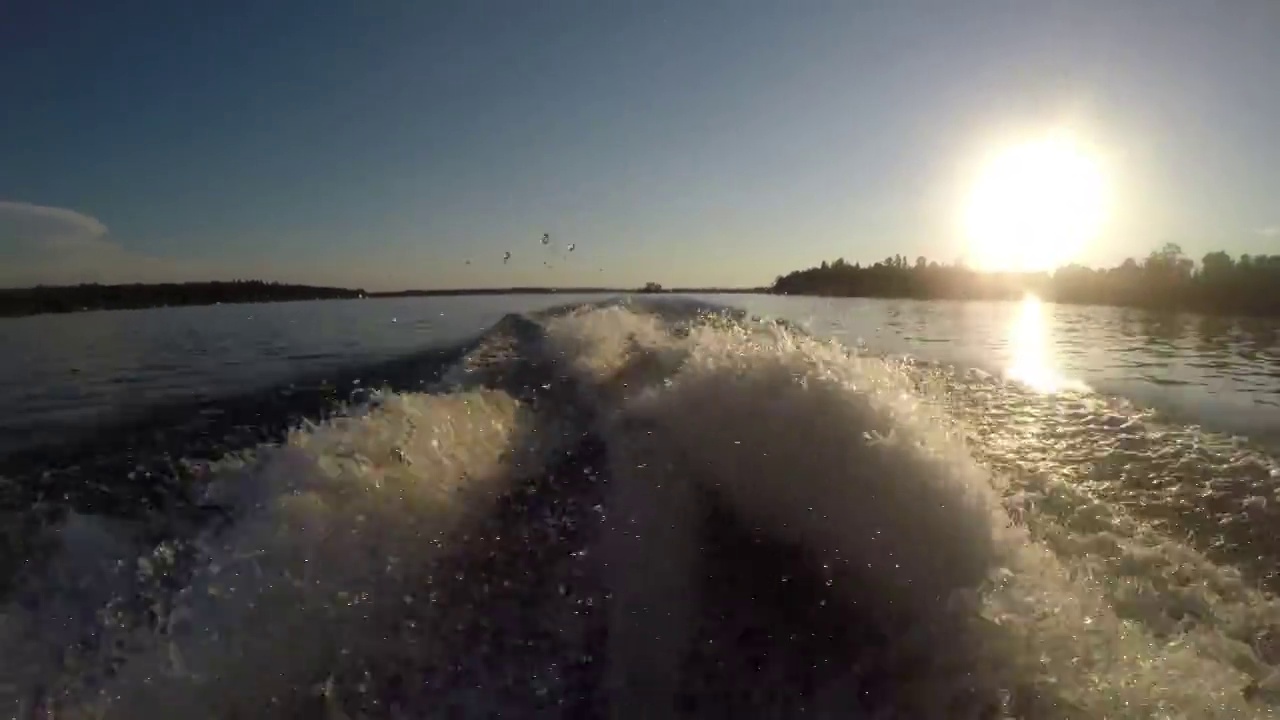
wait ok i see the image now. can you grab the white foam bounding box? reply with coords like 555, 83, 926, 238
543, 303, 683, 392
52, 388, 545, 719
546, 310, 1008, 714
544, 304, 1275, 717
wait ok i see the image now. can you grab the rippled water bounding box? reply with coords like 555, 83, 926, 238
0, 295, 605, 455
4, 294, 1277, 455
734, 295, 1280, 587
725, 294, 1280, 448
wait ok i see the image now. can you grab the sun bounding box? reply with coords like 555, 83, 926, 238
963, 134, 1108, 273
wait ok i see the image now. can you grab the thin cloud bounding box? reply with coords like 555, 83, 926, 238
1256, 226, 1280, 238
1, 201, 432, 291
0, 200, 110, 250
0, 200, 196, 287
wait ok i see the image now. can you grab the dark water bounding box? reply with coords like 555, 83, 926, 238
0, 294, 608, 456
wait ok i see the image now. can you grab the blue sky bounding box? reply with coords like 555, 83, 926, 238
2, 0, 1278, 290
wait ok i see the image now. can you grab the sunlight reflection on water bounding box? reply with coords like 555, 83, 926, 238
1005, 294, 1090, 394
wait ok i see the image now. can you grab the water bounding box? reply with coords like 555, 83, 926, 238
4, 294, 1277, 456
0, 295, 606, 455
728, 295, 1280, 449
2, 294, 1280, 718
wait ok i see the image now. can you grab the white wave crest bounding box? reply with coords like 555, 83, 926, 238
543, 304, 1271, 718
44, 388, 543, 719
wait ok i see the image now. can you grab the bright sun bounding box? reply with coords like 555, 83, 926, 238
963, 134, 1108, 272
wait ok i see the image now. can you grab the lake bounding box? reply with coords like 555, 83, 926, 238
5, 293, 1280, 718
3, 293, 1278, 456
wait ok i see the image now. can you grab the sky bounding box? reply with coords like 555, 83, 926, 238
2, 0, 1279, 291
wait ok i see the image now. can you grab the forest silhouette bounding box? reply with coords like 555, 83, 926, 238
0, 280, 364, 318
772, 244, 1280, 317
3, 245, 1278, 318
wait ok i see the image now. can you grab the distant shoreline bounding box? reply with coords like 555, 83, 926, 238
6, 271, 1280, 320
772, 245, 1280, 319
0, 281, 767, 319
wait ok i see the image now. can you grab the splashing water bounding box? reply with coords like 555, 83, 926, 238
1, 299, 1277, 718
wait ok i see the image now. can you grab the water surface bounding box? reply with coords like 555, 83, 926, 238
720, 294, 1280, 449
3, 295, 1280, 718
5, 294, 1279, 456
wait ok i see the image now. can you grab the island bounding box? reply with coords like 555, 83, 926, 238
772, 244, 1280, 318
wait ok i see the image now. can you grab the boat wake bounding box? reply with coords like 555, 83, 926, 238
1, 298, 1278, 718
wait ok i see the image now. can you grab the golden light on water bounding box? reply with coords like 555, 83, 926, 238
964, 133, 1108, 273
1006, 294, 1088, 394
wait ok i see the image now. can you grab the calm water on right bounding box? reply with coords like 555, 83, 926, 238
728, 294, 1280, 450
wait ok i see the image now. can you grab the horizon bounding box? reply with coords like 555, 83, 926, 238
4, 2, 1280, 291
2, 245, 1269, 297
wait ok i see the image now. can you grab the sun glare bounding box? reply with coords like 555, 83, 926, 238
1005, 293, 1088, 394
963, 134, 1108, 273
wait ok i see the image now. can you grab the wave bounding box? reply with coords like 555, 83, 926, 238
2, 298, 1278, 718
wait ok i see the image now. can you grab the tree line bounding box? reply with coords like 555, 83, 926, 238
772, 244, 1280, 317
0, 280, 366, 318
